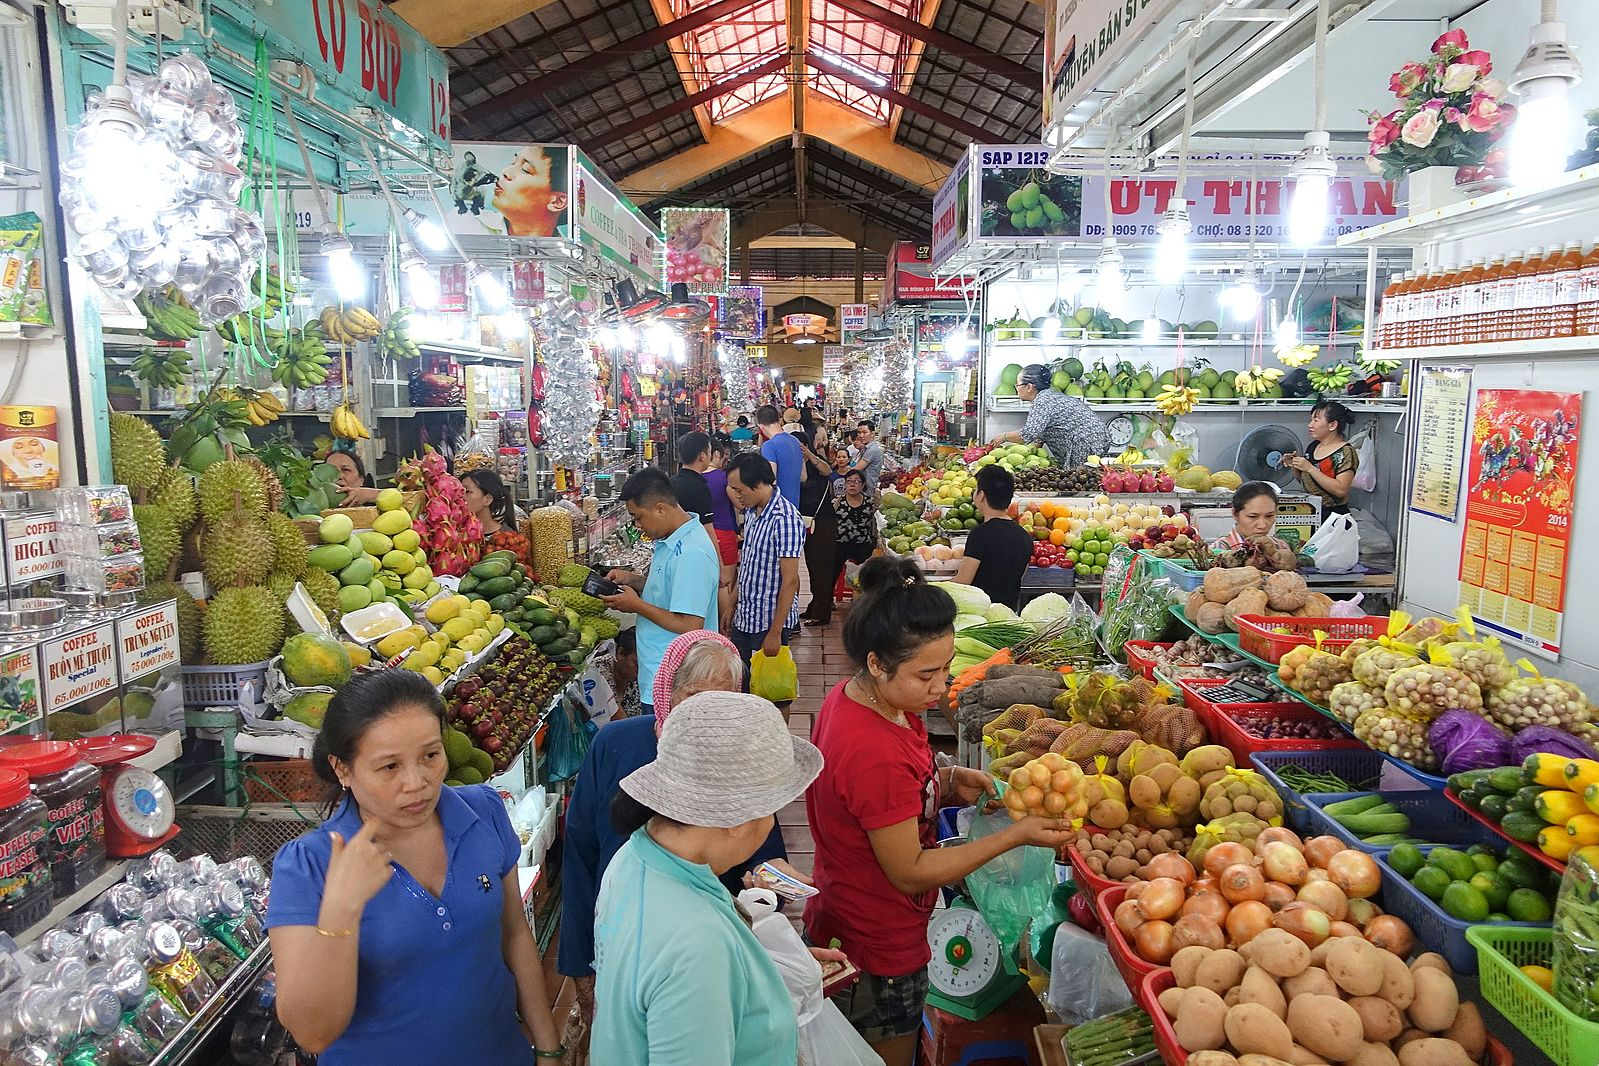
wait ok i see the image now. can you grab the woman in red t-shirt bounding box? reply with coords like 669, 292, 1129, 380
803, 556, 1075, 1065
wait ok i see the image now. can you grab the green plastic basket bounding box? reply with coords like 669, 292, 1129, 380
1466, 924, 1599, 1066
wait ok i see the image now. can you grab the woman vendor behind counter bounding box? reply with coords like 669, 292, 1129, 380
462, 469, 531, 567
328, 449, 380, 506
1286, 400, 1357, 515
1212, 481, 1290, 552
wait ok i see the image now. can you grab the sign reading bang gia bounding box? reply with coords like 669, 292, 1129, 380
662, 208, 731, 295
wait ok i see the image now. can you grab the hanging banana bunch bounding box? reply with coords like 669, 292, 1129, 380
1234, 367, 1285, 398
218, 385, 286, 427
1155, 383, 1199, 416
330, 401, 371, 440
135, 287, 203, 341
320, 305, 381, 345
270, 319, 333, 389
130, 345, 193, 389
1275, 342, 1322, 368
379, 307, 420, 360
249, 267, 295, 318
1307, 363, 1355, 393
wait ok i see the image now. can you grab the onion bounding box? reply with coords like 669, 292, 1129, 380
1297, 879, 1349, 922
1136, 878, 1186, 921
1204, 842, 1253, 878
1147, 852, 1196, 885
1304, 835, 1346, 869
1192, 874, 1219, 894
1273, 901, 1331, 947
1261, 881, 1297, 911
1328, 920, 1364, 938
1347, 898, 1382, 928
1173, 913, 1226, 952
1327, 851, 1382, 899
1225, 900, 1273, 946
1182, 889, 1232, 925
1365, 915, 1416, 957
1126, 880, 1147, 900
1261, 841, 1310, 886
1257, 827, 1304, 850
1134, 919, 1176, 965
1220, 863, 1266, 904
1304, 867, 1330, 882
1114, 898, 1145, 937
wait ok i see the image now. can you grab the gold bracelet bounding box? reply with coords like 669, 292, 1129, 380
315, 926, 356, 937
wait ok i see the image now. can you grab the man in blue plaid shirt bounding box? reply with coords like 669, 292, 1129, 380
725, 452, 804, 712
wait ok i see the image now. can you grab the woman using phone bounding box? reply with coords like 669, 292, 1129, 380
1286, 400, 1358, 515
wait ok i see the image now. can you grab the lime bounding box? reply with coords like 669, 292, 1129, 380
1388, 843, 1426, 879
1428, 847, 1479, 884
1468, 871, 1510, 912
1470, 851, 1500, 873
1467, 843, 1498, 859
1412, 865, 1451, 901
1488, 912, 1512, 923
1521, 964, 1554, 992
1440, 882, 1490, 923
1507, 887, 1553, 922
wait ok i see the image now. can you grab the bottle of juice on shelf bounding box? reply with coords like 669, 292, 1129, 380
1388, 272, 1413, 348
1491, 251, 1524, 344
1545, 242, 1583, 339
1404, 268, 1431, 347
1469, 254, 1505, 344
1514, 247, 1547, 341
1577, 240, 1599, 335
1420, 266, 1451, 347
1377, 272, 1404, 349
1453, 260, 1483, 346
1437, 263, 1464, 347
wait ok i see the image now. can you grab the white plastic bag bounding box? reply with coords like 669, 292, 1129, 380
1046, 922, 1133, 1026
1304, 513, 1361, 573
1350, 429, 1377, 492
1328, 593, 1366, 619
571, 639, 619, 723
739, 890, 884, 1066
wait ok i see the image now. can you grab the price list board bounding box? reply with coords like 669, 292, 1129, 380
1410, 368, 1471, 521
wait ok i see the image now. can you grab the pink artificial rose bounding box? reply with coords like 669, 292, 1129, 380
1369, 112, 1402, 148
1402, 108, 1443, 148
1458, 93, 1509, 133
1366, 154, 1384, 175
1391, 61, 1428, 97
1441, 62, 1481, 94
1445, 107, 1463, 122
1432, 28, 1469, 54
1424, 97, 1447, 111
1460, 50, 1493, 77
1480, 77, 1507, 99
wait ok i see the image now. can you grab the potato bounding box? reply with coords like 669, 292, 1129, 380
1308, 939, 1335, 968
1197, 949, 1249, 995
1284, 1045, 1331, 1065
1237, 1057, 1297, 1066
1378, 950, 1416, 1010
1187, 1054, 1241, 1066
1282, 966, 1339, 1000
1442, 1002, 1486, 1060
1225, 1003, 1296, 1061
1107, 855, 1140, 879
1158, 985, 1188, 1019
1244, 929, 1312, 978
1396, 1038, 1475, 1066
1325, 937, 1385, 997
1348, 996, 1405, 1042
1287, 994, 1366, 1062
1175, 945, 1214, 988
1177, 986, 1230, 1052
1345, 1044, 1401, 1066
1394, 1029, 1428, 1050
1407, 968, 1459, 1033
1409, 953, 1451, 976
1240, 965, 1288, 1020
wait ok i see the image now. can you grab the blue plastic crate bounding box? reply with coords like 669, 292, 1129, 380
1305, 789, 1498, 853
1382, 752, 1450, 789
1376, 845, 1548, 974
1250, 749, 1389, 834
1143, 553, 1205, 592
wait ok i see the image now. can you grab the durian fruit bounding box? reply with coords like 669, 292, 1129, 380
243, 457, 285, 513
197, 460, 268, 524
201, 515, 272, 588
139, 580, 201, 663
301, 566, 343, 625
265, 512, 308, 579
203, 586, 285, 665
132, 504, 182, 579
108, 412, 166, 491
152, 466, 197, 527
267, 572, 296, 603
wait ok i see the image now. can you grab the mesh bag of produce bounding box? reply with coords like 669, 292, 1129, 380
1328, 680, 1385, 726
1178, 745, 1235, 790
988, 749, 1031, 778
1048, 723, 1139, 772
1339, 636, 1380, 666
1393, 612, 1457, 646
1383, 662, 1483, 717
1436, 636, 1516, 693
1199, 767, 1283, 823
1084, 755, 1126, 805
1115, 739, 1179, 779
1353, 705, 1438, 771
1350, 640, 1422, 690
1486, 660, 1593, 731
1553, 847, 1599, 1022
527, 506, 574, 582
983, 702, 1047, 737
1186, 812, 1272, 868
1279, 639, 1353, 706
1014, 716, 1072, 757
1136, 699, 1208, 757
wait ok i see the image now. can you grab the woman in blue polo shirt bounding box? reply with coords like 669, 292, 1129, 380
266, 670, 566, 1065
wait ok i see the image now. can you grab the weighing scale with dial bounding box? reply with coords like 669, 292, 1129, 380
925, 900, 1027, 1021
73, 736, 179, 857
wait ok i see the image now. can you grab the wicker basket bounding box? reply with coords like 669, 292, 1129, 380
175, 803, 322, 871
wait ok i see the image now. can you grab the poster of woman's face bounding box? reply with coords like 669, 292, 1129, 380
450, 142, 572, 239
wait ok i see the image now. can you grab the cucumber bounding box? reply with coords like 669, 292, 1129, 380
1337, 812, 1412, 837
1448, 769, 1494, 793
1501, 810, 1547, 843
1479, 793, 1511, 822
1489, 766, 1528, 795
1322, 794, 1386, 818
1507, 786, 1548, 814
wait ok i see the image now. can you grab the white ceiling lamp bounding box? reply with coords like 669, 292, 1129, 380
1509, 0, 1583, 188
399, 242, 439, 310
402, 206, 450, 253
320, 225, 365, 302
1223, 270, 1263, 320
1156, 33, 1198, 285
1288, 0, 1335, 247
469, 263, 508, 310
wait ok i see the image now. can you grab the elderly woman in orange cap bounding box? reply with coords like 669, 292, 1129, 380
557, 630, 791, 1022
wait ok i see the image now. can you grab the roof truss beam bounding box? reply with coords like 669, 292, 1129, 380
646, 151, 792, 211
821, 0, 1037, 87
808, 143, 925, 205
392, 0, 566, 48
806, 52, 988, 143
732, 198, 896, 254
589, 54, 791, 150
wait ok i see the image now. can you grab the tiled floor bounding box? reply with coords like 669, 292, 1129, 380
778, 568, 851, 880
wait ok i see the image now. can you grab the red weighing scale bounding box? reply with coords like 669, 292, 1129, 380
73, 735, 179, 857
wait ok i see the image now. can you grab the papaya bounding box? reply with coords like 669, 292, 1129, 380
476, 576, 517, 598
469, 557, 514, 580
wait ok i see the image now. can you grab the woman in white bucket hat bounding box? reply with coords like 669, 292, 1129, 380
592, 690, 822, 1065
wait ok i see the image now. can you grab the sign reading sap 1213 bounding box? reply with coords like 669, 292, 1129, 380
978, 148, 1052, 169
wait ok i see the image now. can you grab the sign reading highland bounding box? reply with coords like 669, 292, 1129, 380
1044, 0, 1184, 136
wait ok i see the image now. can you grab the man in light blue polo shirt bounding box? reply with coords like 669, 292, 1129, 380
601, 467, 721, 716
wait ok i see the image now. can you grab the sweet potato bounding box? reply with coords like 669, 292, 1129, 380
1265, 570, 1310, 612
1205, 565, 1264, 604
1196, 601, 1229, 634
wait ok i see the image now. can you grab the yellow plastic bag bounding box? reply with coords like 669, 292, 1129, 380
750, 646, 798, 703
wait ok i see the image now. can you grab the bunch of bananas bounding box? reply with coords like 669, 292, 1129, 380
320, 306, 381, 345
270, 321, 333, 389
1307, 363, 1356, 393
130, 345, 193, 389
218, 386, 286, 427
1357, 347, 1402, 375
1274, 342, 1322, 368
331, 401, 370, 440
1155, 384, 1199, 416
251, 268, 295, 317
379, 307, 420, 361
216, 314, 289, 360
1115, 447, 1148, 466
1233, 367, 1285, 398
135, 287, 202, 341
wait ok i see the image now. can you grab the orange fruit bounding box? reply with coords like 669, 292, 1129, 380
1049, 530, 1067, 545
1052, 516, 1070, 532
1039, 501, 1056, 520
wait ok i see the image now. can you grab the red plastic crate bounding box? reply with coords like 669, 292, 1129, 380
1233, 614, 1388, 665
1139, 968, 1514, 1066
1125, 640, 1174, 681
1094, 884, 1165, 994
1181, 678, 1363, 765
1067, 845, 1123, 900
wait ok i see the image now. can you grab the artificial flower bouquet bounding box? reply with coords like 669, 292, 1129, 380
1366, 29, 1515, 180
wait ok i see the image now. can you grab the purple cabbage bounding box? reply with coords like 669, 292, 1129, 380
1511, 724, 1599, 765
1429, 710, 1512, 775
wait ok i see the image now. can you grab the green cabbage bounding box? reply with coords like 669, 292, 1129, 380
954, 613, 987, 631
984, 603, 1017, 622
1021, 593, 1070, 624
936, 581, 991, 615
